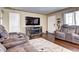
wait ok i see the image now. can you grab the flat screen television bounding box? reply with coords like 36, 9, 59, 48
25, 17, 40, 25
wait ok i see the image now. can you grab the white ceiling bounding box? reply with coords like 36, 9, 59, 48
11, 7, 67, 14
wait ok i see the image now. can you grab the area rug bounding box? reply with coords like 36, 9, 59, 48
29, 38, 72, 52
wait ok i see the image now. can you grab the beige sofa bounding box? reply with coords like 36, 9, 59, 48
55, 24, 79, 45
0, 25, 38, 52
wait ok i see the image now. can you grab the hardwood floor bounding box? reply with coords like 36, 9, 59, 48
54, 39, 79, 52
32, 33, 79, 52
42, 33, 79, 52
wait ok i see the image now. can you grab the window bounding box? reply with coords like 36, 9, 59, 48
0, 12, 3, 25
64, 11, 79, 26
64, 12, 75, 25
9, 13, 20, 32
75, 11, 79, 25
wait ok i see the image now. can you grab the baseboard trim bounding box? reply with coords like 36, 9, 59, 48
44, 31, 54, 35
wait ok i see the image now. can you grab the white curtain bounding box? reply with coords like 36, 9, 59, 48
64, 10, 79, 26
64, 12, 75, 25
9, 13, 20, 32
75, 11, 79, 25
0, 10, 3, 25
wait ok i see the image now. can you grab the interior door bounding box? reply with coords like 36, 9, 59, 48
48, 15, 56, 33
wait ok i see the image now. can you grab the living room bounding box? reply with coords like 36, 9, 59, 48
0, 7, 79, 52
1, 0, 79, 59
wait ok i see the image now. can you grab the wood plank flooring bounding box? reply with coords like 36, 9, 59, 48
42, 33, 79, 52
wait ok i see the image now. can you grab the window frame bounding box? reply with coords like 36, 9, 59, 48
64, 10, 79, 26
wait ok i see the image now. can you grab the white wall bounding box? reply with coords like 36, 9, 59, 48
2, 9, 47, 33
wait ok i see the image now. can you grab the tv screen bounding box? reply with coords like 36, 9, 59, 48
26, 17, 40, 25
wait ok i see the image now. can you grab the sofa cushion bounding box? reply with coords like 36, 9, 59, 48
17, 33, 29, 42
61, 28, 68, 32
72, 34, 79, 40
7, 43, 38, 52
65, 32, 72, 42
3, 38, 17, 44
3, 40, 27, 48
7, 33, 29, 43
76, 26, 79, 34
3, 38, 28, 44
0, 43, 6, 52
9, 32, 18, 39
60, 24, 68, 32
68, 26, 76, 33
71, 34, 79, 44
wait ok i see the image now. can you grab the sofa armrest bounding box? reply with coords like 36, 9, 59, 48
72, 33, 79, 40
3, 40, 27, 48
65, 32, 72, 41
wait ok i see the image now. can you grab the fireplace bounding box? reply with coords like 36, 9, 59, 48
26, 26, 42, 39
31, 27, 41, 34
